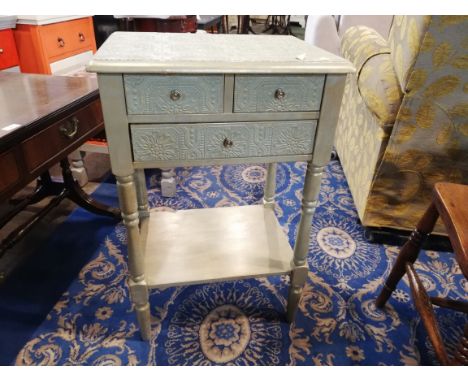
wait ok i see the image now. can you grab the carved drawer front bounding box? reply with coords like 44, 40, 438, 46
234, 75, 325, 113
124, 74, 224, 115
131, 120, 317, 162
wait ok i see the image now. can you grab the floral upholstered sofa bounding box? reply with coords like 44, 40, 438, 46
334, 15, 468, 234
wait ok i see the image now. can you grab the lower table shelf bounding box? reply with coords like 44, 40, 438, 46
143, 204, 294, 289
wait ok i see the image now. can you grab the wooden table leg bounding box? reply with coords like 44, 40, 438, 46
161, 168, 176, 198
286, 162, 324, 322
116, 174, 151, 340
60, 159, 121, 219
263, 163, 277, 209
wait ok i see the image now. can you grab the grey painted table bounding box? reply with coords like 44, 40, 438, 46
87, 32, 354, 340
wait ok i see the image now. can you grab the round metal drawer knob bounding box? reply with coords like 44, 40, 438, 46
57, 37, 65, 47
223, 138, 234, 148
170, 90, 181, 101
274, 88, 286, 100
79, 32, 86, 42
60, 117, 79, 139
0, 48, 4, 54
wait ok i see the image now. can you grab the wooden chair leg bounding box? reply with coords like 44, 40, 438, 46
406, 263, 450, 365
376, 202, 439, 308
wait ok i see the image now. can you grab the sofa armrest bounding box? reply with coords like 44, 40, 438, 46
341, 25, 390, 74
342, 26, 403, 125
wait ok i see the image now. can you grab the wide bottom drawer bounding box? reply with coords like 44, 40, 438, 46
130, 120, 317, 162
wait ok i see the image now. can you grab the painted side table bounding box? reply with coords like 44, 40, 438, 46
87, 32, 354, 340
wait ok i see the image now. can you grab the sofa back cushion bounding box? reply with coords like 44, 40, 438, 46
388, 16, 431, 92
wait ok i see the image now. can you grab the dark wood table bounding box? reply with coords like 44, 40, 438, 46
0, 72, 119, 257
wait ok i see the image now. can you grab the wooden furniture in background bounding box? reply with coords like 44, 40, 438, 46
134, 16, 197, 33
13, 16, 97, 75
197, 15, 226, 33
88, 32, 354, 339
0, 72, 119, 260
13, 16, 101, 186
115, 15, 198, 33
376, 182, 468, 365
0, 29, 20, 72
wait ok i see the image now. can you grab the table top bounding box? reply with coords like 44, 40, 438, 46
87, 32, 354, 74
0, 72, 98, 144
15, 15, 88, 25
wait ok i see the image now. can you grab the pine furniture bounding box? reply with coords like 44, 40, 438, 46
87, 32, 354, 339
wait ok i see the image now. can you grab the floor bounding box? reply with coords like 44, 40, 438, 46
6, 159, 467, 365
0, 152, 111, 282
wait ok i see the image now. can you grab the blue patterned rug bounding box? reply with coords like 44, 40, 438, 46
11, 160, 468, 365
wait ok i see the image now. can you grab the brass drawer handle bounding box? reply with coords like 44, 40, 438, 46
0, 48, 4, 54
78, 32, 85, 42
223, 138, 234, 148
170, 90, 181, 101
59, 117, 79, 139
274, 88, 286, 100
57, 37, 65, 47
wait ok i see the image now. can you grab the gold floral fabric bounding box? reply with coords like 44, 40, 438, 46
366, 16, 468, 232
335, 28, 392, 220
342, 26, 403, 126
335, 15, 468, 233
341, 26, 390, 74
388, 16, 431, 91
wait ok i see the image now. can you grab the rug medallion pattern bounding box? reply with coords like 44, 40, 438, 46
15, 160, 468, 365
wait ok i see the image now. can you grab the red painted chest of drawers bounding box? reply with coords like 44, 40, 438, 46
0, 29, 20, 70
13, 16, 97, 74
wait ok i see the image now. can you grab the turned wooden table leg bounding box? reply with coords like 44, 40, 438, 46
116, 174, 151, 340
376, 202, 439, 308
69, 149, 88, 187
161, 168, 176, 197
263, 163, 277, 209
60, 159, 121, 219
286, 162, 324, 322
134, 169, 150, 251
134, 169, 149, 219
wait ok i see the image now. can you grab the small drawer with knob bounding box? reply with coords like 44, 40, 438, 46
124, 74, 224, 115
41, 18, 94, 62
234, 75, 325, 113
130, 120, 317, 163
21, 99, 103, 173
0, 29, 20, 70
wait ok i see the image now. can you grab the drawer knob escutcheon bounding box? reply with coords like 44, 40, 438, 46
79, 33, 86, 42
60, 117, 79, 139
274, 88, 286, 100
170, 90, 181, 101
223, 138, 234, 148
57, 37, 65, 47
